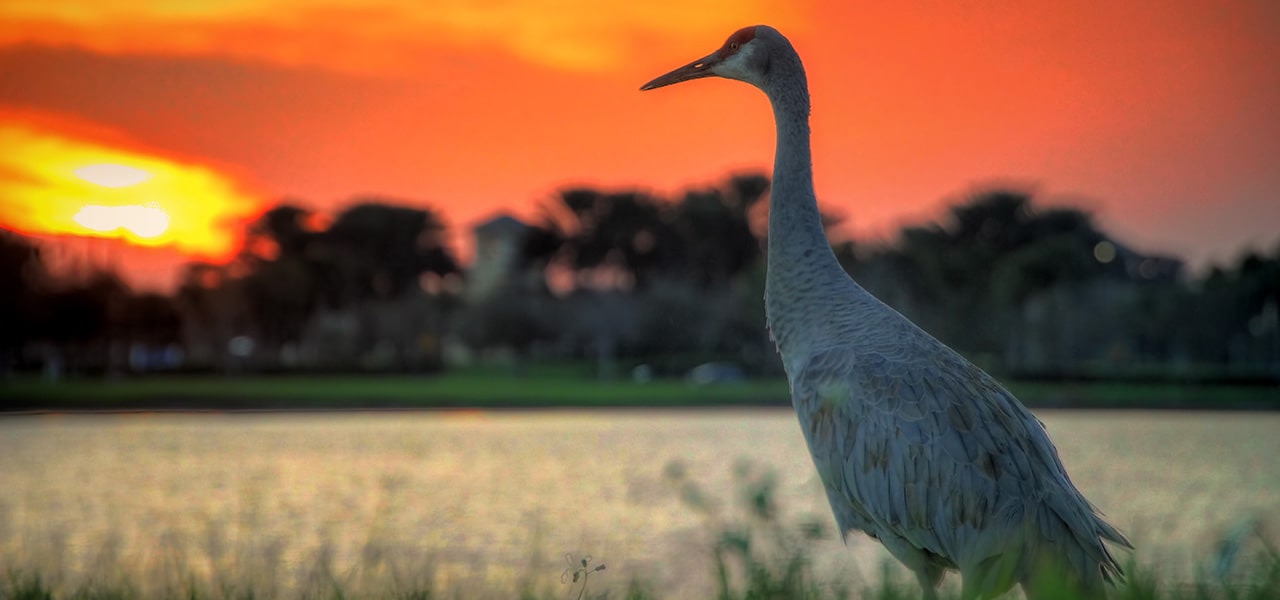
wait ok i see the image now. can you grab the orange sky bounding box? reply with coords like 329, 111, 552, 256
1, 1, 1278, 290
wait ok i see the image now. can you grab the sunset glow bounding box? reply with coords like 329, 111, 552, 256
0, 120, 258, 257
73, 204, 170, 239
0, 1, 1277, 291
74, 164, 153, 188
0, 0, 803, 74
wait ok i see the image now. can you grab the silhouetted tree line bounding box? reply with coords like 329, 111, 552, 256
176, 199, 460, 371
1, 231, 182, 375
1, 174, 1277, 380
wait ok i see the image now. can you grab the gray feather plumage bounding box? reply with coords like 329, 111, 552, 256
747, 25, 1134, 599
642, 24, 1132, 599
776, 285, 1131, 596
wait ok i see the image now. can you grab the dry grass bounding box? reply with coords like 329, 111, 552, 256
2, 463, 1277, 600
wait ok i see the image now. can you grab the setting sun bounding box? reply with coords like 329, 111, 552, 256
0, 118, 259, 257
72, 203, 171, 238
74, 163, 153, 188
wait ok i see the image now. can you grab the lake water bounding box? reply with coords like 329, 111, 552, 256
2, 409, 1278, 596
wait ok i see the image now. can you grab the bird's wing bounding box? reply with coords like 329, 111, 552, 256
791, 339, 1122, 575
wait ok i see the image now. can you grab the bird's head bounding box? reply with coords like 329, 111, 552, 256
640, 25, 780, 91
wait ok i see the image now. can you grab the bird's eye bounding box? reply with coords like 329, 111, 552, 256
729, 42, 740, 51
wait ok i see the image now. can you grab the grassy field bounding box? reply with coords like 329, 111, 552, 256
0, 371, 789, 410
6, 550, 1278, 600
3, 466, 1278, 600
3, 384, 1277, 598
2, 367, 1278, 411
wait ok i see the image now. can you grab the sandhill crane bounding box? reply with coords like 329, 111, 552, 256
641, 25, 1132, 599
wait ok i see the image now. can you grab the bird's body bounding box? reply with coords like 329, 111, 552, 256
642, 25, 1131, 599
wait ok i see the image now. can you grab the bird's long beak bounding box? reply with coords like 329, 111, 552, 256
640, 52, 721, 91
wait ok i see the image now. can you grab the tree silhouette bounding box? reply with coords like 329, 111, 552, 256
249, 203, 313, 259
551, 188, 679, 289
113, 292, 182, 347
324, 200, 459, 302
175, 261, 251, 367
670, 173, 768, 287
865, 189, 1119, 356
548, 173, 770, 291
1187, 245, 1280, 367
8, 175, 1271, 379
234, 203, 324, 349
35, 271, 129, 373
0, 229, 46, 369
171, 199, 462, 369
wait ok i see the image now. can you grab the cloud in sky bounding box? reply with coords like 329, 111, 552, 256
0, 0, 808, 74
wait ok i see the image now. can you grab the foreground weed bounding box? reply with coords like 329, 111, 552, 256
3, 570, 52, 600
665, 459, 846, 600
560, 554, 606, 600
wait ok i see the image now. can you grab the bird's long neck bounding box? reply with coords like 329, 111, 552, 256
762, 55, 862, 357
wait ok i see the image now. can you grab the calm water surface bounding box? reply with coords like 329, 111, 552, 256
2, 409, 1277, 595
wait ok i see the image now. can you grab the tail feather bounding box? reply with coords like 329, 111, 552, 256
1025, 506, 1130, 597
1093, 513, 1133, 584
